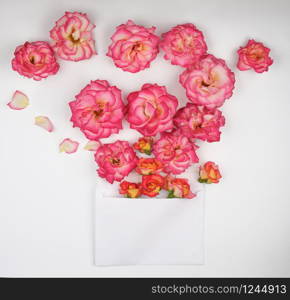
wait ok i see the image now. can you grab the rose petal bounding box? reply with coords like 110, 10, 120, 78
34, 116, 54, 132
59, 138, 79, 154
7, 90, 29, 110
84, 140, 101, 151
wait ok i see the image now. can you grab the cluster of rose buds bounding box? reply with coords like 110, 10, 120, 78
93, 135, 222, 198
120, 175, 195, 199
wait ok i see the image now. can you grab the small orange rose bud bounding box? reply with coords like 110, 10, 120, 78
198, 161, 221, 184
133, 137, 153, 155
119, 181, 142, 198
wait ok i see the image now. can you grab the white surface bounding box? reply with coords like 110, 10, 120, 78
0, 0, 290, 277
94, 177, 204, 266
94, 196, 204, 266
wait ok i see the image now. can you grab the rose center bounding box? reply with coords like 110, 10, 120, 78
184, 36, 194, 48
29, 56, 35, 64
132, 42, 143, 52
148, 182, 157, 189
93, 109, 103, 118
201, 80, 210, 87
111, 158, 121, 165
251, 52, 263, 60
192, 122, 202, 129
68, 29, 80, 44
191, 116, 202, 129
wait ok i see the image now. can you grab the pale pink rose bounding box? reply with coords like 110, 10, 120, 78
180, 54, 235, 108
237, 39, 273, 73
107, 20, 159, 73
153, 133, 199, 175
95, 140, 138, 184
50, 11, 96, 61
69, 80, 125, 140
126, 83, 178, 136
173, 103, 225, 142
11, 41, 59, 81
160, 23, 207, 67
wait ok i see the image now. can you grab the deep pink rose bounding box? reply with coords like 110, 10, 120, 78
160, 23, 207, 67
107, 20, 159, 73
69, 80, 125, 140
95, 140, 138, 183
173, 103, 225, 142
237, 39, 273, 73
11, 41, 59, 80
126, 83, 178, 136
50, 11, 96, 61
180, 54, 235, 108
153, 133, 199, 175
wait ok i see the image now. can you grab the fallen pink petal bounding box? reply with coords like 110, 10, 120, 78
84, 140, 102, 151
34, 116, 54, 132
59, 138, 79, 154
7, 90, 29, 110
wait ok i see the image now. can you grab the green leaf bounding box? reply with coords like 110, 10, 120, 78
144, 150, 152, 155
198, 178, 208, 183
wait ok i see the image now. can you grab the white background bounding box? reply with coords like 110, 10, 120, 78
0, 0, 290, 277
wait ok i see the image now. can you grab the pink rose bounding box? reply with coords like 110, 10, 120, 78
160, 23, 207, 67
69, 80, 125, 140
11, 41, 59, 81
173, 103, 225, 142
126, 84, 178, 136
153, 133, 199, 175
237, 39, 273, 73
95, 140, 138, 183
50, 11, 96, 61
107, 20, 159, 73
180, 54, 235, 108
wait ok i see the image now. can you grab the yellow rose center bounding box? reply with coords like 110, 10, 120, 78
68, 28, 81, 44
132, 42, 144, 52
128, 188, 139, 198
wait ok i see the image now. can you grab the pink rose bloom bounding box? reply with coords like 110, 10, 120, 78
126, 83, 178, 136
107, 20, 159, 73
50, 11, 96, 61
160, 23, 207, 68
180, 54, 235, 108
237, 39, 273, 73
153, 133, 199, 175
11, 41, 59, 80
173, 103, 225, 142
95, 140, 138, 183
69, 80, 125, 140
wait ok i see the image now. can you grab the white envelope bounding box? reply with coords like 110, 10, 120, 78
94, 175, 205, 266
